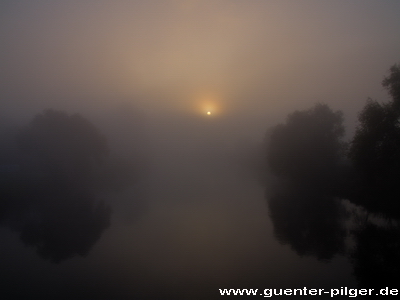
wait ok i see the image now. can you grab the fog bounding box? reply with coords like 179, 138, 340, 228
1, 1, 400, 299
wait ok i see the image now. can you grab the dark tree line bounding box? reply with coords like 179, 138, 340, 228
264, 63, 400, 290
267, 103, 347, 192
349, 64, 400, 218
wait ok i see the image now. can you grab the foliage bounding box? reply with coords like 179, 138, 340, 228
349, 64, 400, 217
18, 109, 109, 187
1, 109, 113, 262
382, 63, 400, 107
267, 103, 346, 190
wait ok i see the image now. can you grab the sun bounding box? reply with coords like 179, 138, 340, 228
192, 91, 222, 117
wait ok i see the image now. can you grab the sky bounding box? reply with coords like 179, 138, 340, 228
1, 1, 400, 299
1, 0, 400, 128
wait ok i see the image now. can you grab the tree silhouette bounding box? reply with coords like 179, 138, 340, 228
382, 64, 400, 107
349, 64, 400, 218
1, 109, 114, 262
267, 103, 347, 193
18, 109, 108, 188
262, 65, 400, 286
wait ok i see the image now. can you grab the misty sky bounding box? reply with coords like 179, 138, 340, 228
1, 0, 400, 128
1, 1, 400, 299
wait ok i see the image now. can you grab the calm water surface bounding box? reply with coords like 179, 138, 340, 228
1, 117, 357, 299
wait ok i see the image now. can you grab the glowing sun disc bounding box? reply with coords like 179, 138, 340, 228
207, 111, 211, 115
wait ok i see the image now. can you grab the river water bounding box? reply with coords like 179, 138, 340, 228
1, 114, 359, 299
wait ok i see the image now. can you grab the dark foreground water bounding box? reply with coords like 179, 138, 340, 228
0, 115, 391, 299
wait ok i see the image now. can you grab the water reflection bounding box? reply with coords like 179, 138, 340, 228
267, 184, 347, 261
351, 220, 400, 290
265, 166, 400, 296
